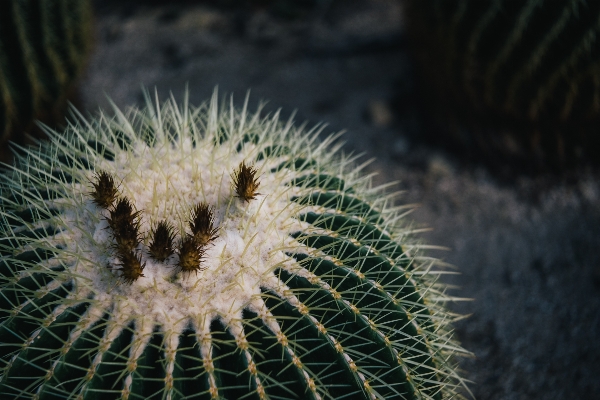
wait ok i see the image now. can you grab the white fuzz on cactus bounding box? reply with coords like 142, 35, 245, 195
0, 91, 471, 399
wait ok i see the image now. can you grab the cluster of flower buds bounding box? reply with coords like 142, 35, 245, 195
89, 161, 261, 282
91, 171, 145, 284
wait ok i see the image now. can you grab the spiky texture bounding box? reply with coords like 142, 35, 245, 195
0, 0, 93, 162
403, 0, 600, 171
189, 203, 219, 247
0, 91, 471, 399
149, 221, 176, 262
115, 249, 146, 285
107, 197, 142, 256
233, 161, 261, 202
176, 235, 207, 276
90, 170, 119, 209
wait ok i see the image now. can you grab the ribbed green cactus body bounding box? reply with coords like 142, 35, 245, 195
0, 93, 468, 399
404, 0, 600, 170
0, 0, 92, 156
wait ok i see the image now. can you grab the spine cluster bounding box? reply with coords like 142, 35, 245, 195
90, 163, 260, 283
91, 171, 145, 284
176, 202, 219, 276
233, 161, 261, 201
148, 221, 175, 262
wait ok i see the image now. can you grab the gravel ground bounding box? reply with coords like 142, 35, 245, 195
81, 1, 600, 399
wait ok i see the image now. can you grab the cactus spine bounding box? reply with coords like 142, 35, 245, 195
0, 0, 93, 161
0, 91, 470, 399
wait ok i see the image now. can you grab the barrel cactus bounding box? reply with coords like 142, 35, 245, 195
0, 91, 470, 399
0, 0, 93, 162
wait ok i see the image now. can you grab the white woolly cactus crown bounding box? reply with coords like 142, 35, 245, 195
0, 91, 471, 399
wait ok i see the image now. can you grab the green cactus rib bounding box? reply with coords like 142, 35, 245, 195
0, 93, 470, 399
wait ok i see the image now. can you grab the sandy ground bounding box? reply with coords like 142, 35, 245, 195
81, 1, 600, 399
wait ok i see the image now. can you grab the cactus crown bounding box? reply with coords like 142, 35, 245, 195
0, 91, 470, 399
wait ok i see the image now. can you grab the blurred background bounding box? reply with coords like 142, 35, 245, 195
2, 1, 599, 398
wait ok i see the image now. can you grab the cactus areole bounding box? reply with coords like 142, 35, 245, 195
0, 91, 470, 399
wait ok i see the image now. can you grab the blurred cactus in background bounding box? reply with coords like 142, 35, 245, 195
403, 0, 600, 175
0, 0, 93, 163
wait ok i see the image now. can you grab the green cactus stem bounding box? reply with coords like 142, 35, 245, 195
0, 91, 471, 399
